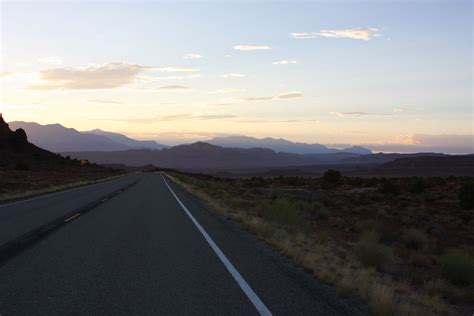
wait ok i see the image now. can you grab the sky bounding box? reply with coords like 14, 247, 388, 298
0, 1, 473, 152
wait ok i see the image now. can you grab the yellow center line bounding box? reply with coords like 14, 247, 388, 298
64, 213, 81, 223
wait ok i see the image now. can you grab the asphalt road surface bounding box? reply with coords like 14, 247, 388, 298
0, 172, 366, 315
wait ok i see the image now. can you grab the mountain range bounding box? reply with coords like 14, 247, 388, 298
9, 121, 371, 155
9, 122, 167, 152
207, 136, 372, 154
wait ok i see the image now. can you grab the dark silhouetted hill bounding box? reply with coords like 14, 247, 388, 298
9, 121, 167, 152
375, 155, 474, 176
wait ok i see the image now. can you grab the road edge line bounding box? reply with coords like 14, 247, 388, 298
161, 173, 272, 316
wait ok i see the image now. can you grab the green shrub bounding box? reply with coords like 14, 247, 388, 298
378, 180, 401, 196
260, 198, 305, 228
321, 169, 342, 189
402, 228, 429, 250
310, 202, 330, 219
459, 181, 474, 210
354, 233, 394, 270
440, 253, 474, 286
406, 177, 426, 194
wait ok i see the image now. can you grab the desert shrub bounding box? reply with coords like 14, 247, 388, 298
378, 180, 401, 196
406, 177, 426, 194
402, 228, 429, 250
377, 223, 399, 244
321, 169, 342, 189
459, 181, 474, 210
308, 201, 330, 219
354, 233, 394, 270
14, 162, 30, 171
439, 253, 474, 286
245, 176, 266, 188
368, 282, 396, 316
259, 197, 305, 228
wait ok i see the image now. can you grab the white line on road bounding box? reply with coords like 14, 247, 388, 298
161, 173, 272, 316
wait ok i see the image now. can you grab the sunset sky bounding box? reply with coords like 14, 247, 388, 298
0, 1, 472, 151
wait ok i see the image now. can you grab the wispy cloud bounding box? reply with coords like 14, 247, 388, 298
208, 88, 242, 94
239, 96, 274, 102
330, 111, 391, 117
118, 113, 237, 124
152, 85, 192, 92
152, 66, 199, 72
183, 53, 203, 59
27, 62, 199, 90
237, 91, 303, 102
220, 73, 245, 79
39, 56, 63, 65
233, 44, 271, 51
146, 74, 201, 80
29, 63, 150, 90
276, 91, 302, 99
84, 99, 123, 105
392, 107, 404, 113
290, 28, 381, 41
272, 60, 297, 65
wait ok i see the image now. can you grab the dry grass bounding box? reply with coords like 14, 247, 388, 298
0, 174, 125, 203
167, 172, 465, 315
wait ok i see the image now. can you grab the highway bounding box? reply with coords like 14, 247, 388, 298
0, 172, 365, 315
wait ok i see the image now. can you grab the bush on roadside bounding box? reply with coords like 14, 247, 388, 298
406, 176, 426, 194
354, 232, 394, 270
440, 253, 474, 286
402, 228, 429, 250
459, 181, 474, 210
321, 169, 342, 189
378, 180, 401, 196
259, 197, 305, 229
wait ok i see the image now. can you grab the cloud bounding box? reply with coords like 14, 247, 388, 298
330, 111, 391, 117
220, 73, 245, 79
394, 134, 420, 145
183, 53, 203, 59
290, 28, 381, 41
39, 56, 63, 65
153, 85, 192, 92
366, 134, 474, 154
208, 88, 242, 94
233, 44, 271, 51
194, 114, 238, 120
393, 107, 404, 113
239, 96, 274, 102
152, 66, 199, 72
238, 91, 303, 102
27, 63, 199, 90
276, 91, 302, 99
29, 62, 151, 90
85, 99, 123, 105
272, 60, 298, 65
118, 113, 237, 124
146, 74, 201, 80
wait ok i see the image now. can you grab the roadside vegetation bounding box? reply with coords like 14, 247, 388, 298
168, 171, 474, 316
0, 165, 124, 202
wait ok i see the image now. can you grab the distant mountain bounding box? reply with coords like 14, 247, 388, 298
9, 121, 167, 152
0, 115, 77, 170
85, 129, 167, 150
375, 155, 474, 176
63, 141, 365, 170
341, 152, 446, 165
207, 136, 372, 155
